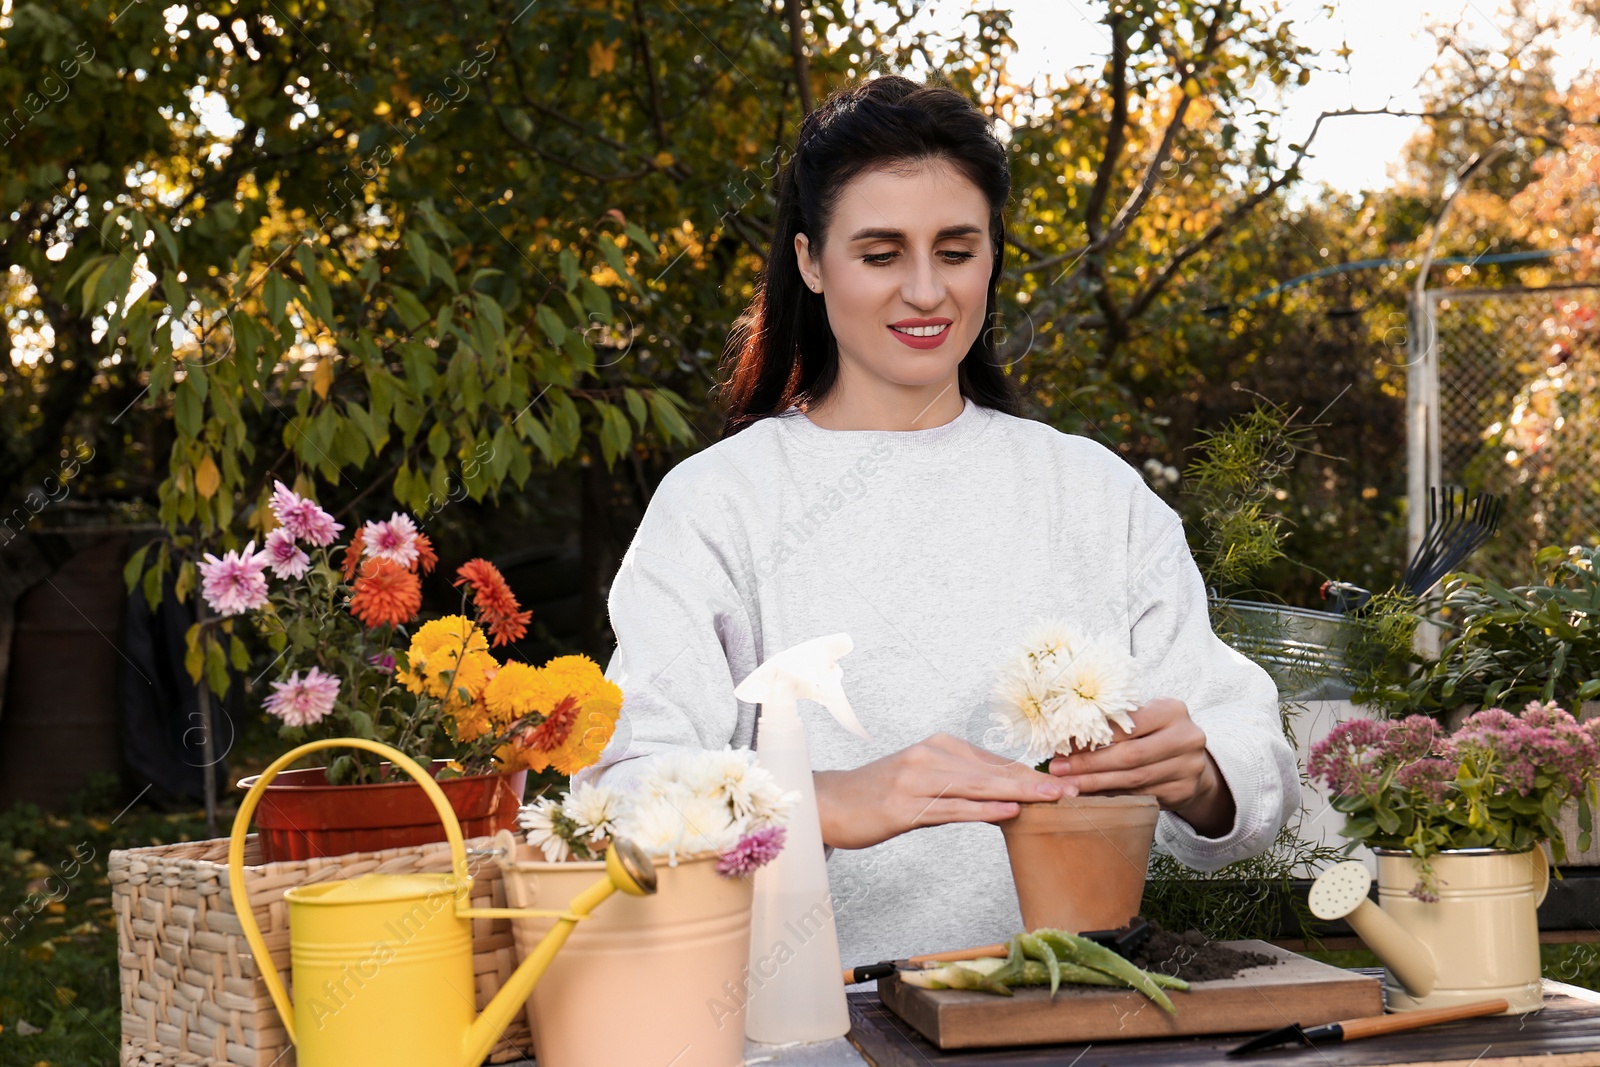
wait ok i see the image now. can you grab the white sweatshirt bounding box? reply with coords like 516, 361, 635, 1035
576, 395, 1299, 968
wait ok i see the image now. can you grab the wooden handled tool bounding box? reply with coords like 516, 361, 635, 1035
842, 943, 1008, 985
1227, 998, 1510, 1055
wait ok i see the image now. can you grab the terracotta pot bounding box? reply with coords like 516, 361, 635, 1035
496, 836, 753, 1067
999, 794, 1160, 933
1372, 846, 1548, 1014
235, 760, 526, 861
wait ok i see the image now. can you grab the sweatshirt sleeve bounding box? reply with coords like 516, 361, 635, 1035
570, 496, 762, 794
1125, 499, 1301, 871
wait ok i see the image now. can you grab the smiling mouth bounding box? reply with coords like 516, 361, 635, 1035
889, 324, 950, 337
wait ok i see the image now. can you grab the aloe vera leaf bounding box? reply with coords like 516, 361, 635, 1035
1015, 961, 1123, 988
1035, 929, 1177, 1015
989, 937, 1028, 987
906, 960, 1120, 992
899, 963, 1014, 996
1016, 933, 1062, 997
1005, 960, 1186, 992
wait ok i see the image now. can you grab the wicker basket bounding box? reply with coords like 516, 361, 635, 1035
112, 833, 532, 1067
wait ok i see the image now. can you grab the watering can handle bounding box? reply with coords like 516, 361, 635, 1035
225, 738, 472, 1047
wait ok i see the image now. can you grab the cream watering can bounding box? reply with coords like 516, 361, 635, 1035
228, 738, 657, 1067
1309, 848, 1549, 1014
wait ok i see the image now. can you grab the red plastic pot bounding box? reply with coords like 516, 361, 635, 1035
236, 760, 527, 862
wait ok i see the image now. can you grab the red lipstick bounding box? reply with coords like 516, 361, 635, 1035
889, 316, 947, 350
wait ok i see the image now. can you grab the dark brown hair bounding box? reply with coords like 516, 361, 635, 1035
717, 74, 1021, 439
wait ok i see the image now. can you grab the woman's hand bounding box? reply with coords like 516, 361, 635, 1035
815, 732, 1067, 850
1045, 697, 1236, 838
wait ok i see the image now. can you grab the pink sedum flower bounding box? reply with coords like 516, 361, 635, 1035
263, 666, 341, 727
262, 527, 311, 580
198, 541, 271, 617
1395, 758, 1458, 803
269, 480, 344, 547
715, 826, 786, 878
361, 512, 420, 569
1307, 717, 1390, 798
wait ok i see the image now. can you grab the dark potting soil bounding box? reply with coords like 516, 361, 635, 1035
1120, 920, 1280, 982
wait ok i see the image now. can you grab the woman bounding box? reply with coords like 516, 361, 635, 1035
575, 75, 1299, 969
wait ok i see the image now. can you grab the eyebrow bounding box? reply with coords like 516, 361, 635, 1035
847, 224, 984, 242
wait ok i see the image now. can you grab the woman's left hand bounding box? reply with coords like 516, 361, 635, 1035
1044, 697, 1236, 837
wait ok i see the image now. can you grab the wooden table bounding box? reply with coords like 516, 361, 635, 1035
845, 977, 1600, 1067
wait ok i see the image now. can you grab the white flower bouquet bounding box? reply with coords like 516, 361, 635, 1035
991, 617, 1141, 766
517, 747, 798, 877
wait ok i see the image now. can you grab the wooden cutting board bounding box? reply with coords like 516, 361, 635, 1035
877, 940, 1383, 1049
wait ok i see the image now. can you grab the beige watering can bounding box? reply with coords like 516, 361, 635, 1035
228, 738, 658, 1067
1309, 848, 1550, 1014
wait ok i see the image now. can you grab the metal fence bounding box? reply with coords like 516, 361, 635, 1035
1408, 284, 1600, 587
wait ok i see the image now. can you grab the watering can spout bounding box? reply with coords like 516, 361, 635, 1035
460, 833, 659, 1067
1310, 861, 1438, 998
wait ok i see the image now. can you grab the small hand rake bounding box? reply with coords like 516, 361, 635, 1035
1401, 484, 1503, 597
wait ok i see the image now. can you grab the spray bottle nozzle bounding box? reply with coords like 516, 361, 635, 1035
734, 632, 872, 742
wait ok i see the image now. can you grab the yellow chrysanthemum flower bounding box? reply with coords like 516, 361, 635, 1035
547, 696, 622, 775
483, 660, 560, 723
399, 616, 494, 699
452, 698, 493, 742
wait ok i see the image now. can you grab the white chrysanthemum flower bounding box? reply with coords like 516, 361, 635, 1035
634, 749, 701, 800
1048, 638, 1139, 752
741, 766, 798, 831
561, 781, 623, 842
517, 797, 570, 863
691, 746, 760, 815
613, 789, 738, 865
992, 647, 1060, 763
1020, 617, 1080, 676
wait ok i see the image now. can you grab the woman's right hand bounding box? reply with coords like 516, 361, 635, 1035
814, 732, 1070, 850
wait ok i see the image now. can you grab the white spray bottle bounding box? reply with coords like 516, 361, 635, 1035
736, 632, 871, 1045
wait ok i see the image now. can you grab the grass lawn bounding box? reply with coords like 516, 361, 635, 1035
0, 777, 216, 1067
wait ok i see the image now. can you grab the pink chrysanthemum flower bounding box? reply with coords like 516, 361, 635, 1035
262, 527, 311, 580
269, 480, 344, 547
263, 666, 341, 727
361, 512, 420, 569
715, 826, 786, 878
197, 541, 271, 617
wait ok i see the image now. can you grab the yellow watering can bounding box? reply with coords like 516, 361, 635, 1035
228, 738, 656, 1067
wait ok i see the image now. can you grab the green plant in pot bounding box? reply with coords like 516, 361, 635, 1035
1141, 401, 1349, 941
1355, 545, 1600, 716
1307, 702, 1600, 1012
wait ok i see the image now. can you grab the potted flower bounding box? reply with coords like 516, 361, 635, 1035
1349, 543, 1600, 864
495, 748, 796, 1067
206, 481, 621, 860
988, 618, 1160, 934
1309, 703, 1600, 1010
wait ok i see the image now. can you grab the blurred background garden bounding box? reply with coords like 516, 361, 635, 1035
4, 0, 1600, 1061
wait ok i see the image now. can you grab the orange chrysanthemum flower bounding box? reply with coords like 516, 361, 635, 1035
519, 694, 581, 752
349, 557, 422, 629
413, 531, 438, 576
454, 558, 532, 647
340, 526, 367, 582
